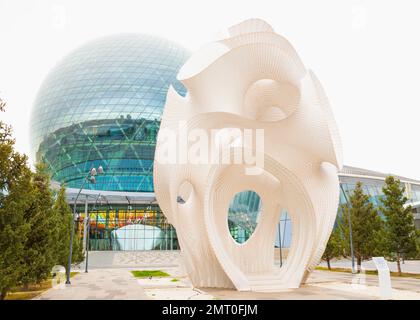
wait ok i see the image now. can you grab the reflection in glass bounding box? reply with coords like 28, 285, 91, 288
228, 190, 262, 244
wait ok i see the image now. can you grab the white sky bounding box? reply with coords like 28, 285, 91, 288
1, 0, 420, 179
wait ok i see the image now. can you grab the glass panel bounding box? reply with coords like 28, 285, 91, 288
86, 204, 179, 251
227, 190, 262, 244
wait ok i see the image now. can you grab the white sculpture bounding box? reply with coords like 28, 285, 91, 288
153, 19, 343, 291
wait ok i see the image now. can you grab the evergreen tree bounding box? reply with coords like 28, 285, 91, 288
340, 182, 383, 272
381, 176, 417, 275
73, 230, 85, 265
0, 167, 32, 299
53, 185, 72, 271
322, 225, 342, 270
20, 163, 59, 288
416, 230, 420, 259
53, 185, 84, 274
0, 98, 31, 299
408, 230, 420, 260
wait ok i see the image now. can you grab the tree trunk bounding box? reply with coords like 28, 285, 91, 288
0, 289, 7, 300
396, 252, 402, 276
327, 258, 331, 270
357, 256, 362, 273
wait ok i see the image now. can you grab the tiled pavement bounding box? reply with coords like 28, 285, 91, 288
308, 269, 420, 293
86, 251, 182, 269
34, 268, 150, 300
34, 268, 420, 300
34, 268, 377, 300
32, 257, 420, 300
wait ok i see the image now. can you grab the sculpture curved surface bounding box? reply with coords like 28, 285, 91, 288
153, 18, 343, 291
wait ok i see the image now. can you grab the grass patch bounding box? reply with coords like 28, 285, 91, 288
5, 272, 79, 300
131, 270, 170, 278
171, 278, 180, 282
316, 266, 420, 279
6, 291, 46, 300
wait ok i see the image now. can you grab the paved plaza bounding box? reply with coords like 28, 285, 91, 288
34, 268, 420, 300
33, 252, 420, 300
34, 268, 150, 300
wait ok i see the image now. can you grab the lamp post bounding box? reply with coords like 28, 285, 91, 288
278, 220, 283, 268
340, 185, 356, 274
66, 165, 104, 284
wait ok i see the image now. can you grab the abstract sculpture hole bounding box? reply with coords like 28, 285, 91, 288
177, 180, 193, 204
227, 190, 262, 244
243, 79, 300, 121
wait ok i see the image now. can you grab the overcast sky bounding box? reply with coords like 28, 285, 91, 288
1, 0, 420, 179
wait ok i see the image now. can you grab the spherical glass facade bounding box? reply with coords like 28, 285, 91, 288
30, 34, 190, 192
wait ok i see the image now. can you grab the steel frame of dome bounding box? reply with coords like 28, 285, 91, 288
30, 34, 190, 193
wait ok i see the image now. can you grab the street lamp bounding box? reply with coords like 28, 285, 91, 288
66, 166, 104, 284
278, 220, 283, 268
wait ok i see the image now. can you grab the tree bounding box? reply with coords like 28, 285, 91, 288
53, 185, 84, 275
53, 185, 71, 271
0, 98, 31, 299
381, 176, 417, 275
73, 230, 85, 265
322, 225, 342, 270
0, 98, 74, 298
20, 163, 59, 289
407, 230, 420, 260
416, 230, 420, 259
340, 182, 383, 272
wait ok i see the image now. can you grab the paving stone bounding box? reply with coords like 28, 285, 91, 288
32, 255, 420, 300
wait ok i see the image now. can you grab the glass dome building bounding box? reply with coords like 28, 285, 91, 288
30, 34, 190, 192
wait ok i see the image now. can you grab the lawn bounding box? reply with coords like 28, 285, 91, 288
5, 272, 79, 300
131, 270, 170, 278
316, 266, 420, 279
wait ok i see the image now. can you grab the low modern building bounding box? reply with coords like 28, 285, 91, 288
30, 34, 420, 253
339, 166, 420, 230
